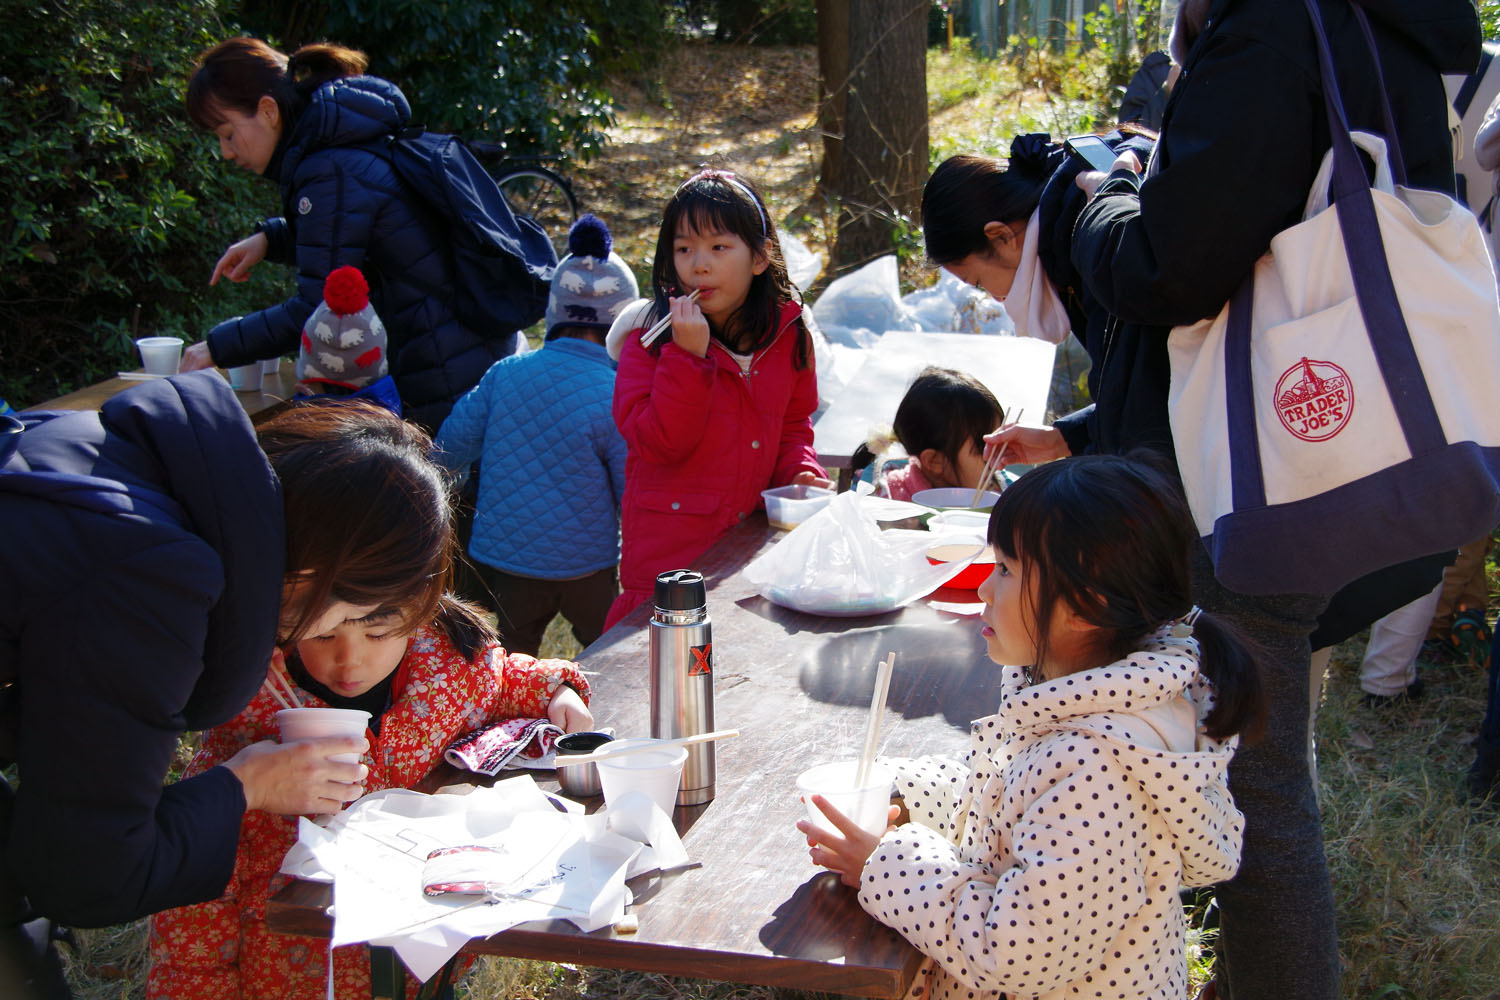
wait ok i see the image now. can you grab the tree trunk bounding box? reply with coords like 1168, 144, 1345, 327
815, 0, 850, 197
829, 0, 930, 273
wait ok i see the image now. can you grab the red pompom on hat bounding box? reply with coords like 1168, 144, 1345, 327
297, 266, 388, 390
322, 265, 370, 316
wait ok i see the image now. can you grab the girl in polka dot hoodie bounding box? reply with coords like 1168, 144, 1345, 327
800, 454, 1259, 1000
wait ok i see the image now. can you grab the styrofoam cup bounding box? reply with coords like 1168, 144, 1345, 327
276, 707, 371, 763
227, 363, 263, 391
260, 357, 282, 376
135, 337, 183, 376
797, 760, 895, 839
596, 738, 687, 817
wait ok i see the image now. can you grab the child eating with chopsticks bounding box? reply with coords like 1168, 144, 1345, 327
799, 454, 1260, 1000
148, 421, 596, 1000
851, 366, 1007, 502
602, 167, 831, 628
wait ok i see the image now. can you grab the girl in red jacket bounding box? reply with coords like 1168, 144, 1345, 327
147, 589, 594, 1000
605, 169, 831, 628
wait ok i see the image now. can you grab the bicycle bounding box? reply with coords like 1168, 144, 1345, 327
469, 141, 580, 256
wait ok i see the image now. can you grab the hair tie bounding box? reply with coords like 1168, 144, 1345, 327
864, 426, 897, 455
678, 168, 769, 237
1170, 605, 1204, 638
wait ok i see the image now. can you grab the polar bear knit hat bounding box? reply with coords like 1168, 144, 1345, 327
298, 265, 389, 390
545, 214, 640, 339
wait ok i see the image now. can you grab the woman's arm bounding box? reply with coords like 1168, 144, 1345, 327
205, 158, 379, 368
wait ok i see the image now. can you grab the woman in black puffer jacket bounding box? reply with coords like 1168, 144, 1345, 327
179, 38, 523, 431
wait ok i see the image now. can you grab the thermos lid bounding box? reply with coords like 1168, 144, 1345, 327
654, 569, 706, 611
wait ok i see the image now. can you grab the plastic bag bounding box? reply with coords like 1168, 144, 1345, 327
780, 229, 824, 294
811, 256, 920, 346
743, 492, 979, 616
900, 271, 1015, 336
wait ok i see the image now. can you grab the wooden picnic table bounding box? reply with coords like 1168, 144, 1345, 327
266, 514, 999, 998
25, 361, 300, 424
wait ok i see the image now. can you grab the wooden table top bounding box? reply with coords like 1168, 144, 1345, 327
26, 362, 300, 424
268, 515, 999, 998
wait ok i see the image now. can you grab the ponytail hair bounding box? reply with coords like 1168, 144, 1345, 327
985, 452, 1265, 742
430, 594, 500, 663
187, 37, 367, 131
922, 135, 1060, 266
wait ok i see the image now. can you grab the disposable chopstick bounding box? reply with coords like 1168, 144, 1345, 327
638, 289, 700, 349
854, 653, 896, 789
971, 406, 1025, 507
267, 660, 303, 709
553, 728, 741, 767
261, 678, 294, 711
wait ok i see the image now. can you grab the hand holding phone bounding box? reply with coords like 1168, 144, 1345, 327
1064, 135, 1118, 173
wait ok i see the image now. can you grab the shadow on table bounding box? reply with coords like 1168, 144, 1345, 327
794, 621, 1001, 732
758, 871, 900, 960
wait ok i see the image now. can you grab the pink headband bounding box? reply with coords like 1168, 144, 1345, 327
678, 168, 769, 237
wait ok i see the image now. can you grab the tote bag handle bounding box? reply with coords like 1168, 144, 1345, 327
1226, 0, 1448, 513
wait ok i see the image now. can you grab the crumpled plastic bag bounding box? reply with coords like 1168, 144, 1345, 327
901, 270, 1016, 336
812, 256, 920, 347
781, 229, 824, 294
743, 492, 980, 616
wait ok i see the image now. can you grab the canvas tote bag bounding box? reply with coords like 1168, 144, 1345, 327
1167, 0, 1500, 596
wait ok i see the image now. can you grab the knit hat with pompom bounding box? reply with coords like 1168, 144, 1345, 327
297, 266, 389, 390
545, 214, 640, 339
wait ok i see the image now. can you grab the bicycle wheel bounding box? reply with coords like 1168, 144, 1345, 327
496, 167, 578, 256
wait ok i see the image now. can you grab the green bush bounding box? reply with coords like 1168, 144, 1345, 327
0, 0, 281, 408
239, 0, 622, 158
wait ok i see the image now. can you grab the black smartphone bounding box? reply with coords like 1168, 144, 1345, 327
1064, 134, 1118, 172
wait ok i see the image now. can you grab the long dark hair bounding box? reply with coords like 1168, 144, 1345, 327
257, 401, 452, 646
648, 168, 811, 368
186, 37, 367, 131
892, 366, 1004, 476
922, 134, 1058, 266
987, 454, 1265, 742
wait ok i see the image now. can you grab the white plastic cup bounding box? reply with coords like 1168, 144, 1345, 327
276, 707, 371, 763
797, 760, 895, 839
227, 363, 263, 392
596, 738, 688, 817
135, 337, 183, 376
260, 357, 282, 376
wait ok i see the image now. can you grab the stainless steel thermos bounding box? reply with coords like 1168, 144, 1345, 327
649, 569, 715, 806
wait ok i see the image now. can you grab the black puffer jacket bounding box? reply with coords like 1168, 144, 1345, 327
0, 374, 283, 926
205, 76, 521, 430
1063, 0, 1481, 460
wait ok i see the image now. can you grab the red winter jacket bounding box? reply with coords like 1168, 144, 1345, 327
147, 626, 590, 1000
608, 300, 824, 625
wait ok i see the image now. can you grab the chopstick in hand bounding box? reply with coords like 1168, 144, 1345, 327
639, 289, 700, 349
971, 406, 1025, 508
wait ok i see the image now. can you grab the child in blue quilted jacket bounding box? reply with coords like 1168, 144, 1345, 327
435, 215, 638, 654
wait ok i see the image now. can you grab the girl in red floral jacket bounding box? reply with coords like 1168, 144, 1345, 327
147, 594, 593, 1000
604, 168, 831, 628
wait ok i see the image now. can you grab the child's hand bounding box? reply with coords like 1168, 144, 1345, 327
796, 794, 900, 888
669, 294, 710, 358
792, 470, 834, 490
546, 685, 594, 733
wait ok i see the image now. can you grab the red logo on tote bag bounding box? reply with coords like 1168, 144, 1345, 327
1275, 357, 1354, 441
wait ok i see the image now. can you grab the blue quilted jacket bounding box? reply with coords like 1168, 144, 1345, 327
434, 336, 626, 578
205, 76, 520, 430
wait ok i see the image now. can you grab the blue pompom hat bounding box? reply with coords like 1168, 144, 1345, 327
545, 214, 640, 339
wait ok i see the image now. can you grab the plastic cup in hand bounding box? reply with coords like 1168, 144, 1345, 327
797, 760, 895, 839
276, 707, 370, 763
227, 363, 263, 391
135, 337, 183, 376
596, 738, 688, 817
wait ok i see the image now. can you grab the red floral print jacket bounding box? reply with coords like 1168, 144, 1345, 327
147, 625, 590, 1000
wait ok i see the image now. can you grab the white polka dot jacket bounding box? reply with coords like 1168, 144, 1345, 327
859, 626, 1244, 1000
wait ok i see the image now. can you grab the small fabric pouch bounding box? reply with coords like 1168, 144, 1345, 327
443, 717, 564, 776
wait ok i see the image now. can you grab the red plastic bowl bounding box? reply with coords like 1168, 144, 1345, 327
926, 542, 995, 589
